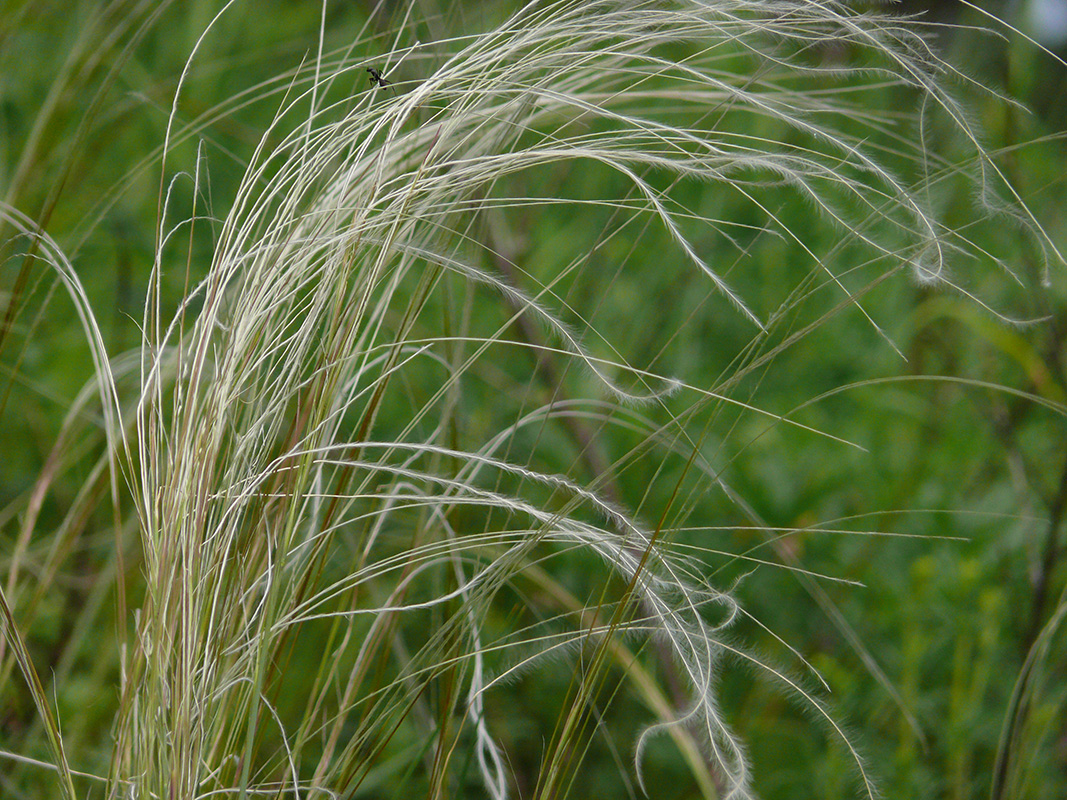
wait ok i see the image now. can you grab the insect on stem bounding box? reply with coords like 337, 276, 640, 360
367, 67, 390, 90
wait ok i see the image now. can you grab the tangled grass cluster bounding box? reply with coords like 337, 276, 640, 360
1, 1, 1060, 798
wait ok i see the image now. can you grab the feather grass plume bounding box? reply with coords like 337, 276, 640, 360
1, 2, 1058, 799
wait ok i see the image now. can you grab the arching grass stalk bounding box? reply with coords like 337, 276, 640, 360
116, 2, 1058, 798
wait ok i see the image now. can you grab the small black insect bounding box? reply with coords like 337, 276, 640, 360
367, 67, 390, 90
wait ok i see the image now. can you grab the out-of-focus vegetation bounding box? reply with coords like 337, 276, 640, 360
1, 1, 1065, 798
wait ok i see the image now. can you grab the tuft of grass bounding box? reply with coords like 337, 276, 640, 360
1, 2, 1063, 799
